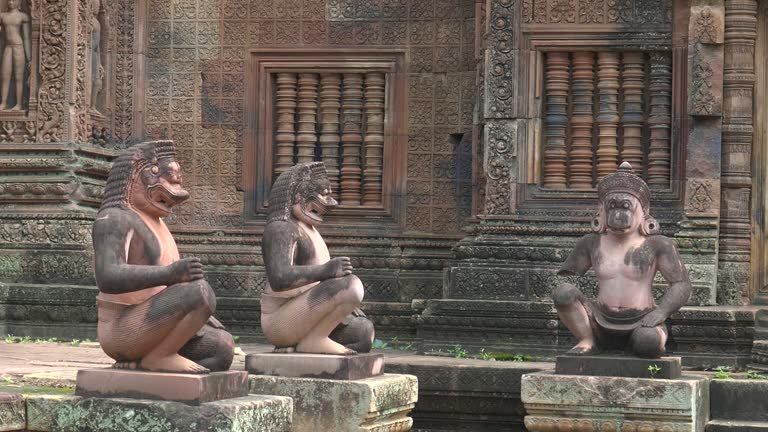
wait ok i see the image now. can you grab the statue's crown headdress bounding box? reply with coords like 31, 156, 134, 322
597, 162, 650, 210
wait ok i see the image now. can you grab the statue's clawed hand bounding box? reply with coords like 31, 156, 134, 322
326, 256, 353, 278
168, 257, 205, 284
639, 308, 667, 328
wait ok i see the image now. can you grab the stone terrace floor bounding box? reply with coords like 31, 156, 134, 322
0, 341, 421, 388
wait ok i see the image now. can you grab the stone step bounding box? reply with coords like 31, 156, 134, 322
706, 420, 768, 432
710, 379, 768, 422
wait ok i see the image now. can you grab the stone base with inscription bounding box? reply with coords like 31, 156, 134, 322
245, 352, 384, 380
249, 373, 418, 432
521, 372, 709, 432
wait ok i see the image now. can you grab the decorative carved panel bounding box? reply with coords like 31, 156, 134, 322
540, 50, 673, 189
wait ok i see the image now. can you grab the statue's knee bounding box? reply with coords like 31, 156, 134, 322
553, 283, 581, 307
340, 274, 364, 306
214, 331, 235, 371
181, 279, 216, 315
630, 326, 665, 358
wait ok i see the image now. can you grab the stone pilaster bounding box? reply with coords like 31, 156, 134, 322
679, 0, 726, 306
719, 0, 758, 305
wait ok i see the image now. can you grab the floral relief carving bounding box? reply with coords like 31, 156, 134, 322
484, 121, 516, 215
38, 0, 67, 142
687, 179, 715, 213
694, 7, 718, 44
690, 45, 716, 116
549, 0, 576, 23
579, 0, 604, 23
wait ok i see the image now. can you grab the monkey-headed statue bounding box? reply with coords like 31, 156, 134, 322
261, 162, 375, 355
554, 162, 692, 358
93, 140, 234, 374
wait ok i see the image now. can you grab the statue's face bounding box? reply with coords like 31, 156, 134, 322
92, 0, 100, 14
7, 0, 19, 10
129, 158, 190, 218
291, 176, 337, 227
603, 192, 643, 235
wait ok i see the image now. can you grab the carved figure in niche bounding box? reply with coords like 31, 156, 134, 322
262, 162, 375, 355
0, 0, 30, 111
93, 141, 235, 373
90, 0, 104, 111
554, 162, 691, 358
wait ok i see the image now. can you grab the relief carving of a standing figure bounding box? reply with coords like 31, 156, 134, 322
0, 0, 30, 111
90, 0, 104, 111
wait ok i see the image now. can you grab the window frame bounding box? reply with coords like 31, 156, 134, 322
243, 49, 408, 229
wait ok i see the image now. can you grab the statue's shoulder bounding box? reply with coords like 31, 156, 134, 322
575, 232, 601, 248
645, 234, 678, 254
264, 219, 300, 236
94, 207, 141, 230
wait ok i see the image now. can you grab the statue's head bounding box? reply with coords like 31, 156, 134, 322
267, 162, 337, 226
99, 140, 190, 218
592, 162, 658, 236
7, 0, 19, 10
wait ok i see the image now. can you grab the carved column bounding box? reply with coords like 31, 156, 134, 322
568, 52, 595, 189
340, 73, 363, 206
275, 73, 298, 177
363, 72, 385, 206
542, 52, 569, 189
647, 52, 673, 187
319, 73, 342, 194
296, 73, 319, 164
620, 52, 645, 174
720, 0, 758, 304
596, 52, 620, 181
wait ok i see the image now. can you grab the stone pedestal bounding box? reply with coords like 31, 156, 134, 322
249, 373, 418, 432
0, 393, 24, 432
75, 369, 249, 405
555, 355, 682, 379
51, 395, 292, 432
245, 352, 384, 380
521, 372, 709, 432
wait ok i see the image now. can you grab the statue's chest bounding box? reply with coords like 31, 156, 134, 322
295, 223, 330, 264
593, 243, 656, 280
132, 214, 180, 266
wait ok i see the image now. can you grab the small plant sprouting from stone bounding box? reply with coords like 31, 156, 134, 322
746, 370, 768, 380
478, 349, 535, 362
479, 348, 495, 361
233, 335, 240, 343
714, 366, 732, 379
371, 338, 414, 352
648, 364, 661, 378
2, 376, 13, 384
372, 339, 389, 350
4, 335, 31, 344
70, 339, 81, 347
451, 344, 468, 359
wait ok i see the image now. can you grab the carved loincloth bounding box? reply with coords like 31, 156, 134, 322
586, 300, 653, 333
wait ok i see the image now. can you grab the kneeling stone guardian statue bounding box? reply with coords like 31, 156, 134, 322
554, 162, 692, 358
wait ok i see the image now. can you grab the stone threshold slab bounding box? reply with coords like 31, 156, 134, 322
555, 354, 682, 379
245, 352, 384, 380
75, 369, 248, 405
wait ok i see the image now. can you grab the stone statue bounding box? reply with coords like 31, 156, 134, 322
90, 0, 104, 111
554, 162, 691, 358
93, 141, 235, 373
262, 162, 375, 355
0, 0, 30, 111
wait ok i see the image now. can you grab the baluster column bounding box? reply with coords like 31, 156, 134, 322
340, 73, 363, 205
596, 52, 621, 181
363, 72, 385, 205
274, 73, 298, 177
319, 73, 342, 194
542, 52, 570, 189
620, 52, 645, 173
569, 51, 595, 188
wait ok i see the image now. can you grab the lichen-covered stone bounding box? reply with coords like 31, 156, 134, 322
522, 372, 709, 432
249, 373, 417, 432
0, 392, 24, 432
25, 394, 82, 431
52, 395, 292, 432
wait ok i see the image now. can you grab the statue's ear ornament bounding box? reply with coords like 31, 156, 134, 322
641, 216, 660, 236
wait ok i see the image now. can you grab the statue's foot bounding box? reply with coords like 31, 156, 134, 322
566, 342, 598, 356
140, 353, 210, 374
273, 346, 296, 353
296, 337, 357, 355
9, 105, 21, 111
112, 360, 139, 370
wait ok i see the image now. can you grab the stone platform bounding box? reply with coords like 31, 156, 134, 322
521, 372, 709, 432
75, 369, 249, 405
249, 373, 418, 432
556, 355, 682, 379
245, 352, 384, 380
49, 394, 292, 432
